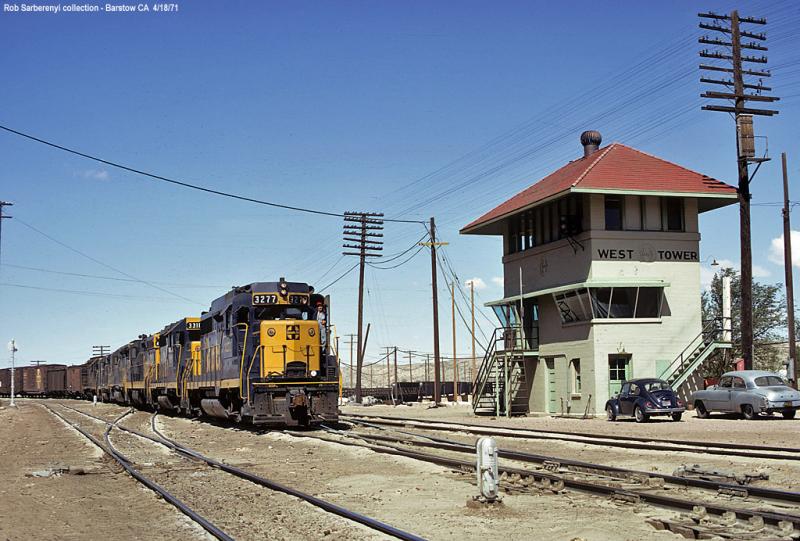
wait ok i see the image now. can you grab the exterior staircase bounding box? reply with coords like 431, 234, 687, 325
658, 318, 732, 389
472, 327, 531, 416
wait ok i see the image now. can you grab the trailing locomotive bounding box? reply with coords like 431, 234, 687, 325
87, 279, 339, 427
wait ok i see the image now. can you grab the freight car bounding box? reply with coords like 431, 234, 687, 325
0, 368, 22, 398
22, 365, 66, 397
89, 279, 340, 427
66, 365, 88, 398
46, 365, 67, 397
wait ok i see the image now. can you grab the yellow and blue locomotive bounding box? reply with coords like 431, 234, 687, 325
87, 279, 339, 427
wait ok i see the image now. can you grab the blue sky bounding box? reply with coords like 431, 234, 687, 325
1, 0, 798, 368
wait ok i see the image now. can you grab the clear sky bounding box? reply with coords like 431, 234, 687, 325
1, 0, 798, 368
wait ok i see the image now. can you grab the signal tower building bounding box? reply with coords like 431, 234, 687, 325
462, 131, 736, 416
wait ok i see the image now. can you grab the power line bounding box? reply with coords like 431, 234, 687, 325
367, 244, 425, 270
0, 124, 425, 224
14, 218, 201, 305
3, 263, 225, 288
317, 262, 359, 293
0, 282, 187, 302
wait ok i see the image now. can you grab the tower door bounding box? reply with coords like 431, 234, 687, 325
608, 354, 631, 397
545, 359, 557, 413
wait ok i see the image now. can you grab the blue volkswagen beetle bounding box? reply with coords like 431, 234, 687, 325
606, 378, 686, 423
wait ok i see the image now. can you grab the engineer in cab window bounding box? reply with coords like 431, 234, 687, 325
315, 302, 327, 348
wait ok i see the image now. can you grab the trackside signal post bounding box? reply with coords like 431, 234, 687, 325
699, 10, 779, 370
7, 340, 17, 407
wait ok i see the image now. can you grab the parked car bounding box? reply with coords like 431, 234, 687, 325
605, 378, 686, 423
692, 370, 800, 420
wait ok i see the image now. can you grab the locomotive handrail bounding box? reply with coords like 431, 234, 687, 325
235, 322, 250, 400
244, 344, 262, 403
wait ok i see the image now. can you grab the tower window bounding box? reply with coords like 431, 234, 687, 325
604, 195, 623, 230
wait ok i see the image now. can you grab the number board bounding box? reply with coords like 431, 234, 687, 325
186, 321, 201, 331
252, 293, 279, 305
252, 293, 309, 306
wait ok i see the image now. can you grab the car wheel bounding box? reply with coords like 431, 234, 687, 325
634, 406, 648, 423
606, 406, 617, 422
671, 412, 683, 422
742, 404, 756, 420
695, 401, 710, 419
782, 409, 797, 420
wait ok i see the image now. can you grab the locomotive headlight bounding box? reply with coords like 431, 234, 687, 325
310, 370, 318, 377
308, 328, 316, 337
267, 328, 276, 337
280, 289, 288, 297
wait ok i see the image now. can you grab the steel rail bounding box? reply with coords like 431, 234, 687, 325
43, 404, 235, 541
342, 418, 800, 506
281, 425, 800, 529
341, 413, 800, 461
55, 403, 426, 541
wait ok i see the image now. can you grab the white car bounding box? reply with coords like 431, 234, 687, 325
691, 370, 800, 420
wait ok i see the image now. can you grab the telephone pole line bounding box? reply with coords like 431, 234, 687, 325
470, 280, 476, 388
782, 153, 797, 388
343, 211, 384, 402
345, 334, 356, 387
699, 10, 778, 370
451, 282, 457, 401
406, 350, 415, 381
0, 201, 13, 275
419, 217, 448, 404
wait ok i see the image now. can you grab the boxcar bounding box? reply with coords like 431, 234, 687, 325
46, 365, 67, 397
66, 365, 86, 397
0, 368, 23, 397
22, 365, 67, 396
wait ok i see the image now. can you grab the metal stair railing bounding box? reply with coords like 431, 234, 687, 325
472, 326, 523, 413
471, 328, 502, 409
658, 318, 727, 384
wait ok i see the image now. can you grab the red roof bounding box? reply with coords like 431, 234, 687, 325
461, 143, 737, 234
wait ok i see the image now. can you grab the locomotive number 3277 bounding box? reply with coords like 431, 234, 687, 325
252, 294, 279, 305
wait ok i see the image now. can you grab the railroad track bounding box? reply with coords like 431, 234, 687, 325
45, 402, 426, 541
340, 413, 800, 462
280, 421, 800, 540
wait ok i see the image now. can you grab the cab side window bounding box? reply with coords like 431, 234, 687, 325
620, 383, 630, 396
718, 376, 733, 388
733, 377, 745, 389
630, 384, 640, 396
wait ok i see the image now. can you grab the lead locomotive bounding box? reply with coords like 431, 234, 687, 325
87, 279, 339, 427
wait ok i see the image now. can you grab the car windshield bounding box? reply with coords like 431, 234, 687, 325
642, 380, 671, 392
754, 375, 786, 387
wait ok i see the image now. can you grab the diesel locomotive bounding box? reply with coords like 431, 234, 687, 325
85, 278, 340, 426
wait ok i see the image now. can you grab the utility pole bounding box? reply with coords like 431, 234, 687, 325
92, 345, 110, 358
7, 340, 17, 407
699, 10, 778, 370
470, 280, 476, 387
345, 334, 356, 387
419, 217, 448, 404
782, 153, 797, 388
0, 201, 12, 275
425, 353, 430, 382
451, 282, 457, 401
393, 346, 398, 389
406, 350, 415, 382
383, 346, 393, 390
343, 212, 384, 402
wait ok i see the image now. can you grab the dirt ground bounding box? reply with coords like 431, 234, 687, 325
0, 400, 209, 541
2, 398, 798, 541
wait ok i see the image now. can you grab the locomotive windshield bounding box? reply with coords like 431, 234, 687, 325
253, 305, 312, 321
